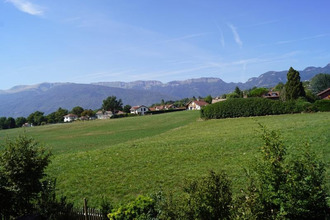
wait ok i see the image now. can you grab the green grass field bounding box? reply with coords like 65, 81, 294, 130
0, 111, 329, 208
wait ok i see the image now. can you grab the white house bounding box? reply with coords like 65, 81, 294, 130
95, 111, 113, 119
186, 100, 209, 110
130, 105, 149, 115
63, 114, 78, 122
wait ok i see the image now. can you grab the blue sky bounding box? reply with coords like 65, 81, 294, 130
1, 0, 330, 90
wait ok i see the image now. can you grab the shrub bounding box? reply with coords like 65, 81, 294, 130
247, 87, 269, 97
108, 195, 157, 220
314, 99, 330, 112
0, 135, 51, 218
236, 125, 329, 219
181, 170, 233, 220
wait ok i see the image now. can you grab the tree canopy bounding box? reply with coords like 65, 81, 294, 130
204, 95, 213, 104
310, 73, 330, 94
102, 96, 123, 113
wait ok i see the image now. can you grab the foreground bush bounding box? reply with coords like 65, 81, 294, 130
0, 135, 73, 219
235, 125, 328, 219
180, 170, 233, 220
108, 195, 157, 220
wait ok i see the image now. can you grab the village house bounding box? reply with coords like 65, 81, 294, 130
212, 97, 226, 104
151, 104, 175, 111
186, 100, 209, 110
95, 110, 113, 119
130, 105, 149, 115
63, 114, 78, 122
263, 91, 280, 100
317, 88, 330, 100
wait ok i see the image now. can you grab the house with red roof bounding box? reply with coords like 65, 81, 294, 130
130, 105, 149, 115
63, 114, 78, 122
317, 88, 330, 100
186, 100, 209, 110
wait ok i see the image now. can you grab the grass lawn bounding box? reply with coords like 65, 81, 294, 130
0, 111, 329, 208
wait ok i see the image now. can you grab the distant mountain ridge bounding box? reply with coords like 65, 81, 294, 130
0, 63, 329, 117
92, 63, 330, 98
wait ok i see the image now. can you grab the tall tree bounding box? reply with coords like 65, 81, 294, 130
54, 107, 69, 122
285, 67, 305, 100
102, 96, 123, 114
71, 106, 84, 117
27, 111, 46, 126
0, 117, 7, 129
15, 117, 27, 128
234, 86, 243, 98
204, 95, 213, 104
5, 117, 16, 129
310, 73, 330, 94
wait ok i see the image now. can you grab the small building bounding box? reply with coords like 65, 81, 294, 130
96, 111, 113, 119
317, 88, 330, 100
130, 105, 149, 115
152, 104, 175, 111
212, 97, 226, 104
64, 114, 78, 122
186, 100, 209, 110
22, 123, 33, 127
263, 91, 280, 100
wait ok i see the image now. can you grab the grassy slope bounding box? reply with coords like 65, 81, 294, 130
0, 111, 329, 208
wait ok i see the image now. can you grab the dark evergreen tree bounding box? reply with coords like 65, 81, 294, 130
0, 117, 7, 129
5, 117, 16, 129
234, 86, 243, 98
285, 67, 305, 100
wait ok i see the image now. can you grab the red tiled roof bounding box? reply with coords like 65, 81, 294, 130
193, 100, 209, 106
317, 88, 330, 96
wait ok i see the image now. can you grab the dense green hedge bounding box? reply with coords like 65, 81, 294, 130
200, 98, 314, 119
314, 99, 330, 112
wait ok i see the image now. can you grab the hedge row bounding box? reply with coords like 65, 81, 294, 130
200, 98, 327, 119
314, 99, 330, 112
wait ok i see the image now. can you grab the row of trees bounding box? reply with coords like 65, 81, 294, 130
0, 106, 96, 130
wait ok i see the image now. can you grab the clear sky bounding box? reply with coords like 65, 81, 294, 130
1, 0, 330, 90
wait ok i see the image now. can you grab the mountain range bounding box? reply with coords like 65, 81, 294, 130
1, 63, 330, 117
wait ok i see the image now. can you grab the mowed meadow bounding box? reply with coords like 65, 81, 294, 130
0, 111, 329, 208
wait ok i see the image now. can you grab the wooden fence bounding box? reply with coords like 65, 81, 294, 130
69, 198, 107, 220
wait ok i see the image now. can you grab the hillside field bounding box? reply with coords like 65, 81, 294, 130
0, 111, 329, 208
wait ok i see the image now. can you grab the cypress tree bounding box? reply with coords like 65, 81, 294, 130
285, 67, 305, 100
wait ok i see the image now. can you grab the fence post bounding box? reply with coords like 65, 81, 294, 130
84, 198, 88, 220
